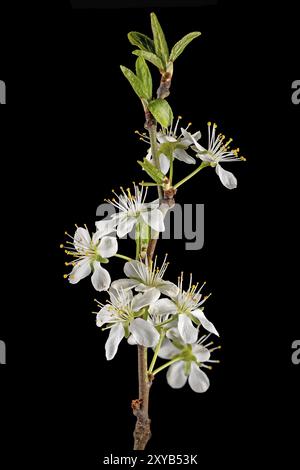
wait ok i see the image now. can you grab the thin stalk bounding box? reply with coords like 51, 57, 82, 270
174, 161, 209, 189
169, 156, 174, 186
148, 330, 166, 374
148, 124, 163, 200
135, 223, 141, 259
152, 357, 182, 376
114, 253, 132, 262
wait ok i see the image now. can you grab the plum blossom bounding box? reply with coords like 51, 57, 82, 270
62, 226, 118, 291
96, 184, 165, 238
158, 328, 221, 393
185, 121, 246, 189
96, 287, 160, 360
111, 255, 178, 298
138, 117, 201, 174
149, 273, 219, 344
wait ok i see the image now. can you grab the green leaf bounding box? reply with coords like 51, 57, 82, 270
148, 99, 173, 128
150, 12, 169, 68
135, 57, 152, 101
169, 32, 201, 62
138, 159, 165, 184
120, 65, 147, 100
128, 31, 155, 53
132, 50, 164, 71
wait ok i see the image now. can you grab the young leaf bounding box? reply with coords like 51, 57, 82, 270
138, 159, 165, 184
132, 50, 164, 71
150, 12, 169, 68
135, 57, 152, 101
169, 32, 201, 62
148, 99, 173, 128
120, 65, 147, 100
128, 31, 155, 53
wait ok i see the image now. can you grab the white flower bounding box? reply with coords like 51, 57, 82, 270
158, 330, 220, 393
149, 274, 219, 344
111, 255, 179, 298
96, 287, 160, 360
62, 226, 118, 291
138, 117, 201, 174
186, 122, 246, 189
97, 184, 165, 238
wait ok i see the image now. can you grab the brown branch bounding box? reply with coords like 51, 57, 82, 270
132, 99, 177, 449
132, 346, 152, 450
157, 71, 173, 100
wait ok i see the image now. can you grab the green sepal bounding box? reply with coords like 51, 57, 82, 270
135, 56, 152, 101
158, 141, 180, 160
148, 98, 173, 128
169, 32, 201, 62
95, 255, 109, 264
150, 12, 169, 68
132, 50, 164, 71
138, 158, 165, 184
124, 323, 130, 339
128, 31, 155, 53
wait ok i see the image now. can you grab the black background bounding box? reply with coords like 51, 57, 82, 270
0, 0, 299, 467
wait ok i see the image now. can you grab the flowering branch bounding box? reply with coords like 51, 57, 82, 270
63, 11, 246, 453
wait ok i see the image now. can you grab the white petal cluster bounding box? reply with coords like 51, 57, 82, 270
186, 122, 246, 189
95, 259, 220, 393
96, 287, 160, 360
96, 184, 165, 238
63, 226, 118, 292
158, 328, 220, 393
140, 118, 200, 175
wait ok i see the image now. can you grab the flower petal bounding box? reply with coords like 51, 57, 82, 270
159, 153, 170, 174
111, 278, 140, 290
96, 306, 114, 327
117, 217, 137, 238
157, 133, 177, 144
181, 128, 205, 152
94, 218, 117, 239
124, 260, 148, 281
166, 361, 187, 389
192, 309, 219, 337
192, 344, 211, 362
178, 314, 198, 344
68, 258, 91, 284
74, 227, 91, 252
141, 209, 165, 232
181, 130, 202, 146
157, 338, 180, 359
158, 281, 179, 297
173, 148, 196, 164
188, 362, 210, 393
131, 288, 161, 312
148, 298, 177, 316
129, 318, 160, 347
127, 334, 137, 345
91, 262, 111, 291
215, 164, 237, 189
98, 236, 118, 258
105, 323, 125, 360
